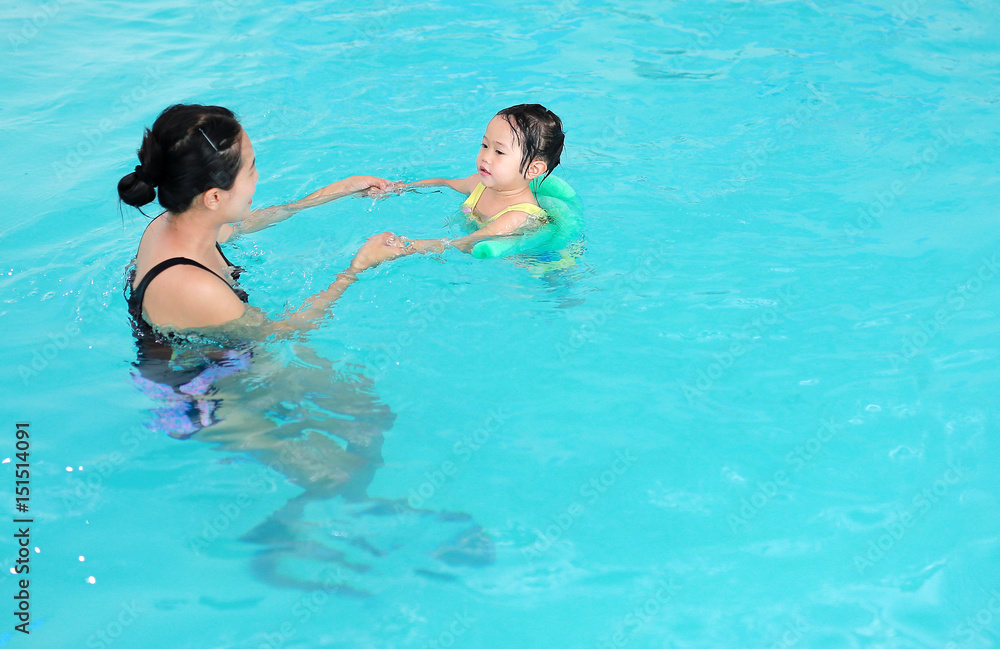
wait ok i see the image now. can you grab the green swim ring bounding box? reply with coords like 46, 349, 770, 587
470, 175, 584, 260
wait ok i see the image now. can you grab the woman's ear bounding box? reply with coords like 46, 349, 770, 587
200, 188, 222, 211
525, 159, 548, 180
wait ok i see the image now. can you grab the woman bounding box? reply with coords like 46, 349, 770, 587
117, 103, 407, 444
119, 103, 409, 335
117, 105, 490, 587
119, 103, 408, 439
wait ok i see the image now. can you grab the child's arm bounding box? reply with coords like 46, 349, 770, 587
403, 210, 533, 255
404, 174, 480, 195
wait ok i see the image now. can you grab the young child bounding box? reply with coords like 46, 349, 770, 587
391, 104, 565, 254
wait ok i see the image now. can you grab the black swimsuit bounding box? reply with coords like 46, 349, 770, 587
125, 242, 253, 439
127, 242, 249, 335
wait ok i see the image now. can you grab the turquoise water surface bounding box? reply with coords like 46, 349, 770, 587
2, 1, 999, 647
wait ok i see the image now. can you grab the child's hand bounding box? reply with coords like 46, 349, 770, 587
400, 237, 448, 254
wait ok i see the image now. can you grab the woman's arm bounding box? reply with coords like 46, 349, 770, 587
155, 233, 412, 339
272, 232, 413, 333
219, 175, 394, 242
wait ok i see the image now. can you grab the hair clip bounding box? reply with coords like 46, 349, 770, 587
199, 128, 219, 152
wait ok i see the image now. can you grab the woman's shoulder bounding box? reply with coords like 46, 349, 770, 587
141, 263, 246, 330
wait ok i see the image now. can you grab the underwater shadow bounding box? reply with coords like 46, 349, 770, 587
131, 337, 494, 594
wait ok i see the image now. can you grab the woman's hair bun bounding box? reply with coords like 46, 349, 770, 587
118, 128, 162, 207
117, 168, 156, 208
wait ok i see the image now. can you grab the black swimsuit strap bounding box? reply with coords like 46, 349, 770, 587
129, 256, 244, 322
215, 242, 234, 268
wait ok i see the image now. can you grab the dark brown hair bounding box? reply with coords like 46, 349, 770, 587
496, 104, 565, 181
118, 104, 243, 214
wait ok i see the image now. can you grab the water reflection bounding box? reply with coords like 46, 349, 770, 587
131, 334, 494, 593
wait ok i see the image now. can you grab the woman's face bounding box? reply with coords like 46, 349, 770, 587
222, 130, 258, 222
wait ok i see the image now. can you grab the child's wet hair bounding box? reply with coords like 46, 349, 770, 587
496, 104, 564, 181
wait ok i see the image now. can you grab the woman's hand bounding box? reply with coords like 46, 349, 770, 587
349, 232, 414, 272
322, 175, 396, 198
284, 232, 410, 329
367, 181, 409, 199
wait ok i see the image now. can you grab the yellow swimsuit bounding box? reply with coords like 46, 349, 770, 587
461, 183, 547, 226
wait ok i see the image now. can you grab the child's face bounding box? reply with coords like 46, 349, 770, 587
477, 116, 528, 190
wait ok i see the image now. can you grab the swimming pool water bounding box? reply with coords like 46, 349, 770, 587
2, 0, 999, 647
